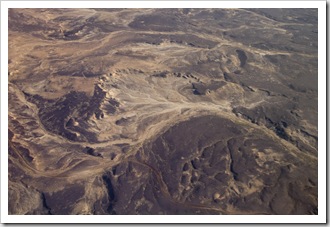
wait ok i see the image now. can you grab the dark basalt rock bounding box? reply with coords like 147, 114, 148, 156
152, 71, 168, 78
192, 81, 226, 95
83, 146, 102, 157
43, 185, 85, 215
236, 49, 247, 67
24, 85, 107, 143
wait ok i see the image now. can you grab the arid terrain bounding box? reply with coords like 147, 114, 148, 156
8, 8, 318, 215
